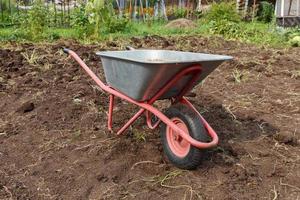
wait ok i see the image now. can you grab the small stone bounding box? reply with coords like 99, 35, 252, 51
112, 175, 119, 183
274, 132, 298, 146
17, 102, 35, 113
96, 174, 108, 183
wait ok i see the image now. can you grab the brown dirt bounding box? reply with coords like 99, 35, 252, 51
0, 36, 299, 200
165, 18, 196, 29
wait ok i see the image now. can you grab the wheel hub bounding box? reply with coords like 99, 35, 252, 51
166, 117, 191, 158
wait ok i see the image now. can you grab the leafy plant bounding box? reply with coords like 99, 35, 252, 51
85, 0, 129, 37
70, 4, 92, 37
104, 17, 130, 33
205, 2, 241, 22
85, 0, 107, 37
283, 28, 300, 46
173, 8, 187, 19
257, 1, 274, 23
0, 0, 19, 26
209, 20, 245, 39
0, 0, 17, 12
71, 4, 89, 28
19, 0, 49, 39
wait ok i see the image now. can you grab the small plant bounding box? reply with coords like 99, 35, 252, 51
205, 2, 241, 23
131, 128, 146, 142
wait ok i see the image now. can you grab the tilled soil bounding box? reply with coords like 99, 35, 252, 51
0, 36, 299, 200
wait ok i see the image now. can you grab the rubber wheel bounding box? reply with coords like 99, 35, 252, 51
160, 104, 210, 170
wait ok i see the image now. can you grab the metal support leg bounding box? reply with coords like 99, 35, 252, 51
108, 94, 114, 131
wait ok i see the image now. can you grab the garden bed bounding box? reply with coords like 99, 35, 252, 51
0, 36, 299, 199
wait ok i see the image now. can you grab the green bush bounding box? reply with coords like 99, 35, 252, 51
209, 19, 264, 40
20, 1, 49, 39
206, 19, 286, 46
0, 0, 12, 11
209, 20, 246, 39
284, 28, 300, 47
71, 4, 89, 28
85, 0, 130, 37
257, 2, 274, 23
104, 17, 130, 33
0, 0, 19, 26
174, 8, 187, 19
70, 4, 92, 37
205, 2, 241, 22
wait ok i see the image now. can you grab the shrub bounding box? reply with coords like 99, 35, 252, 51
0, 0, 13, 11
19, 0, 49, 39
174, 8, 187, 19
284, 28, 300, 47
205, 2, 241, 22
104, 17, 130, 33
209, 20, 246, 39
85, 0, 130, 36
70, 4, 92, 37
257, 1, 274, 23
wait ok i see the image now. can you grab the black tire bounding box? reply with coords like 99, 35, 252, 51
160, 104, 210, 170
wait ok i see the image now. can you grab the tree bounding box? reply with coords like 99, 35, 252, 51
154, 0, 168, 20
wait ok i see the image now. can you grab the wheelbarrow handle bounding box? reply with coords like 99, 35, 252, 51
63, 48, 70, 54
125, 46, 135, 51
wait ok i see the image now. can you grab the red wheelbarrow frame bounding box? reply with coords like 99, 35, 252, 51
64, 49, 219, 149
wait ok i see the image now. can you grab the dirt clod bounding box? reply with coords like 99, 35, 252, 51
274, 132, 299, 146
16, 101, 35, 113
165, 18, 196, 29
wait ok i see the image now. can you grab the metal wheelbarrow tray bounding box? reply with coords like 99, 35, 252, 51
97, 50, 232, 101
63, 48, 232, 170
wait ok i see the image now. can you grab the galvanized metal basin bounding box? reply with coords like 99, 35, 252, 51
96, 50, 232, 101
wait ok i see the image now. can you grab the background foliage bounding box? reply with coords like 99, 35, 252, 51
0, 0, 298, 47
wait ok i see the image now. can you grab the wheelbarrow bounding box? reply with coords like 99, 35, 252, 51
63, 47, 232, 169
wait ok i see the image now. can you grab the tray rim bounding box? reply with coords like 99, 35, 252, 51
96, 50, 233, 65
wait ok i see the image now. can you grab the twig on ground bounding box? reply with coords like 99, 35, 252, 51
280, 178, 300, 192
3, 186, 13, 200
271, 185, 278, 200
131, 161, 161, 169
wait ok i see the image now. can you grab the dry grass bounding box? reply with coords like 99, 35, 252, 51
232, 69, 250, 83
21, 49, 40, 66
127, 170, 203, 199
291, 69, 300, 79
131, 127, 147, 142
131, 161, 161, 169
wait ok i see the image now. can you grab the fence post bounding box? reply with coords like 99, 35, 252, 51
68, 0, 70, 27
297, 0, 299, 16
0, 0, 3, 23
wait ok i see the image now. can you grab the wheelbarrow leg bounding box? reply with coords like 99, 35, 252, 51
108, 95, 146, 135
108, 94, 114, 131
116, 108, 145, 135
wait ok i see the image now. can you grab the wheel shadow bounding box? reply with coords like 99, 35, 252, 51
192, 102, 278, 166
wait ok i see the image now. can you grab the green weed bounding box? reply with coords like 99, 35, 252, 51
204, 2, 241, 23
